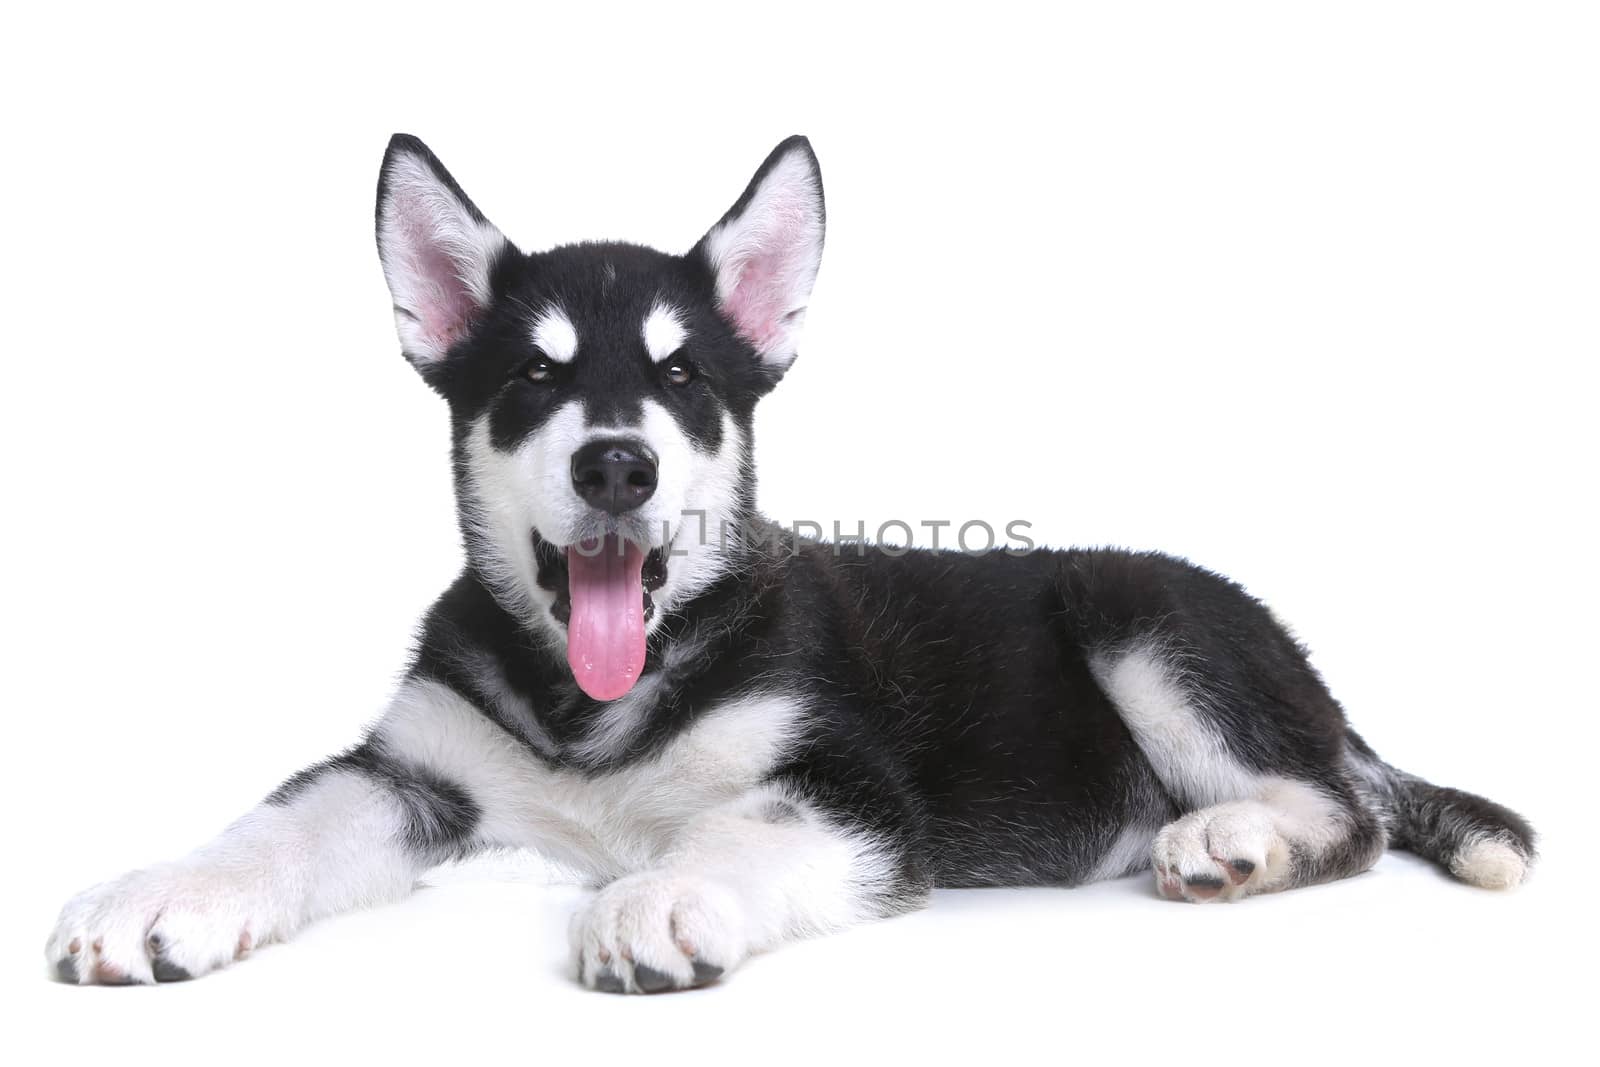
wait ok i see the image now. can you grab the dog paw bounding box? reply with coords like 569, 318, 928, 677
46, 864, 274, 985
1153, 802, 1292, 903
570, 871, 746, 994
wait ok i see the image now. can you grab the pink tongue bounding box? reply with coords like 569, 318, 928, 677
566, 535, 647, 701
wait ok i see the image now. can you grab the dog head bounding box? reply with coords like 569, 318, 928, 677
374, 135, 824, 700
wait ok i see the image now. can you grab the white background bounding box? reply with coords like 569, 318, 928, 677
2, 3, 1595, 1064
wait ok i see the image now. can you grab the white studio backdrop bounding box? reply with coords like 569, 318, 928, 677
1, 3, 1594, 1065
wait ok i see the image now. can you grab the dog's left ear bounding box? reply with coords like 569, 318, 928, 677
693, 136, 825, 374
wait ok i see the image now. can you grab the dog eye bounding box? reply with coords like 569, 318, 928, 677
663, 361, 695, 386
525, 359, 558, 384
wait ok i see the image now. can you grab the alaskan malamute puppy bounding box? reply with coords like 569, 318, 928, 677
47, 136, 1534, 991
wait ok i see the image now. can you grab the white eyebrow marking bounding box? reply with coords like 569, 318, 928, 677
642, 302, 688, 361
530, 306, 579, 362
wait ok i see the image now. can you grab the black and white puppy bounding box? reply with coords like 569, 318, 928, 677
47, 136, 1536, 992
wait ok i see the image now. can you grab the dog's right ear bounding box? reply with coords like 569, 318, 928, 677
375, 135, 512, 368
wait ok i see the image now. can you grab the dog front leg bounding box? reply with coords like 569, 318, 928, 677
570, 784, 928, 993
46, 719, 478, 984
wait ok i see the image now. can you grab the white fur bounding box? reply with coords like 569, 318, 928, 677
1091, 643, 1354, 901
373, 680, 894, 988
1451, 838, 1527, 889
458, 404, 579, 633
1089, 822, 1160, 881
701, 144, 823, 370
1153, 800, 1294, 901
642, 302, 688, 361
460, 400, 745, 647
638, 400, 747, 618
376, 148, 509, 364
375, 680, 807, 876
49, 680, 898, 986
570, 870, 747, 988
569, 783, 901, 990
46, 771, 422, 983
1089, 644, 1256, 806
1150, 783, 1354, 902
531, 305, 580, 362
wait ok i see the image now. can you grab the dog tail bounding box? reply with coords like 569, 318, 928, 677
1345, 729, 1536, 888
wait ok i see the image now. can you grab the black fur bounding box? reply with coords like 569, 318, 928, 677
284, 134, 1534, 919
268, 738, 481, 860
1347, 730, 1538, 873
397, 519, 1534, 902
48, 135, 1539, 996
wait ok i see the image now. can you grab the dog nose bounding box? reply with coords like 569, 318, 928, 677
570, 438, 659, 515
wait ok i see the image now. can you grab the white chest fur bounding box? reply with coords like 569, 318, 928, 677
377, 681, 804, 879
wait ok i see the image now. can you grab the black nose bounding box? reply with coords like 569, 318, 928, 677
570, 438, 658, 515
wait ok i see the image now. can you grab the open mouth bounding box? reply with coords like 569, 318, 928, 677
543, 534, 668, 701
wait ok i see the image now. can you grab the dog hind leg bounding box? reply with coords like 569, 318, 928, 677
1089, 639, 1385, 902
1061, 550, 1388, 903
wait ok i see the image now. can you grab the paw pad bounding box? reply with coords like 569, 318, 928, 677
47, 864, 273, 985
633, 964, 676, 994
1152, 803, 1289, 903
571, 872, 744, 994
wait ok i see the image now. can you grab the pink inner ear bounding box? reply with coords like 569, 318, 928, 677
414, 242, 475, 350
723, 251, 789, 350
720, 196, 812, 351
390, 187, 478, 352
